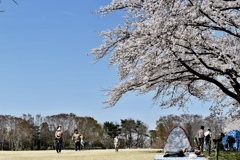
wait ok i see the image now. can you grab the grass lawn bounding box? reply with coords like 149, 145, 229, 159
204, 151, 240, 160
0, 149, 160, 160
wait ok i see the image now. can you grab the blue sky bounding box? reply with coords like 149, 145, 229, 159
0, 0, 211, 130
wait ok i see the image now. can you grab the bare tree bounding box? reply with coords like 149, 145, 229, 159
156, 115, 182, 148
204, 116, 226, 137
91, 0, 240, 117
223, 118, 240, 134
0, 115, 8, 150
75, 116, 103, 147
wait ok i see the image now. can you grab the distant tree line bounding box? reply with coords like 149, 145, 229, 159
0, 113, 226, 150
0, 113, 149, 150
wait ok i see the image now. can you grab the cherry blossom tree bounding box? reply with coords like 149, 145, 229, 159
223, 118, 240, 133
90, 0, 240, 117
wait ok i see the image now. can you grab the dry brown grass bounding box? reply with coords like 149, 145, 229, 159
0, 149, 161, 160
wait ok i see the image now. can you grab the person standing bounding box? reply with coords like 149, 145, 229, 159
197, 126, 205, 152
72, 129, 80, 151
114, 135, 120, 152
55, 126, 63, 153
204, 129, 211, 151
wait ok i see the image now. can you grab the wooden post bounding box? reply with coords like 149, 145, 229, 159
208, 140, 211, 156
215, 141, 219, 160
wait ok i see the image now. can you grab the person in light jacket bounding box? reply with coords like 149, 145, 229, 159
72, 129, 80, 151
55, 126, 63, 153
114, 135, 120, 152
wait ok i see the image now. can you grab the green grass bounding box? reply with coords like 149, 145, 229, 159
204, 151, 240, 160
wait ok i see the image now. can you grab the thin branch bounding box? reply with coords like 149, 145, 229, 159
13, 0, 18, 5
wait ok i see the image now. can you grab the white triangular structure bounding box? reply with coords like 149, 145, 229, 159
163, 126, 192, 153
